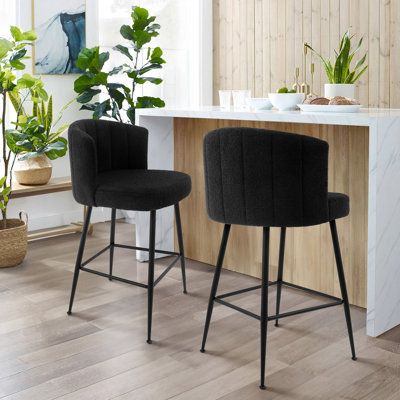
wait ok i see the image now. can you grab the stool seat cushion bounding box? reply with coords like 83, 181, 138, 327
95, 169, 192, 211
328, 192, 349, 221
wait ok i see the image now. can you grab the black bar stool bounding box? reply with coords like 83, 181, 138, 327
67, 119, 191, 343
200, 127, 356, 389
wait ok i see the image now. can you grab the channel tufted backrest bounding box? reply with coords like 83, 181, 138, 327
68, 119, 148, 206
203, 127, 329, 227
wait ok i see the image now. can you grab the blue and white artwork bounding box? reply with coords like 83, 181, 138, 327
33, 0, 86, 74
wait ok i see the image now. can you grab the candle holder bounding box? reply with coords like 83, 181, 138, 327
292, 67, 301, 93
300, 44, 310, 95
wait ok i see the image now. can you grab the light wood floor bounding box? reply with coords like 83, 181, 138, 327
0, 221, 399, 400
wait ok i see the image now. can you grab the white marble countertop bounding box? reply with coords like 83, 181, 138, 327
137, 106, 400, 127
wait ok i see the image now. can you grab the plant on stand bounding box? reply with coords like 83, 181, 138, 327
305, 30, 368, 99
0, 26, 41, 267
0, 26, 68, 267
73, 6, 166, 124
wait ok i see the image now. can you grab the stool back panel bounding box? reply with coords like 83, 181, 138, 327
68, 119, 148, 206
204, 128, 329, 227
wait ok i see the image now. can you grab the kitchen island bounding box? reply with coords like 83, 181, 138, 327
136, 106, 400, 337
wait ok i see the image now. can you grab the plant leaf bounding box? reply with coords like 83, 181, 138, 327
46, 95, 53, 132
113, 45, 133, 61
0, 38, 13, 58
136, 96, 165, 108
93, 100, 111, 119
126, 107, 135, 124
350, 65, 368, 84
120, 25, 134, 40
134, 76, 162, 85
76, 88, 101, 103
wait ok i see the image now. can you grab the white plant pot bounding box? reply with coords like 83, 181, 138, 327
324, 83, 355, 99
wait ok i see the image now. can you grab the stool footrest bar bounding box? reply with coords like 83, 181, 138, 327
113, 243, 179, 256
267, 300, 343, 321
154, 255, 181, 287
81, 245, 111, 267
80, 266, 148, 288
214, 297, 343, 322
282, 281, 342, 302
216, 281, 277, 300
214, 298, 261, 320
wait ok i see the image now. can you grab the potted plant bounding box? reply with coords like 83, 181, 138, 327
0, 26, 42, 267
7, 95, 69, 185
305, 30, 368, 99
73, 6, 166, 123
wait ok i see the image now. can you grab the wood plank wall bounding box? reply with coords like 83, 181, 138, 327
213, 0, 398, 108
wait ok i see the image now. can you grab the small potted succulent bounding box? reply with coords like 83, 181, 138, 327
305, 30, 368, 99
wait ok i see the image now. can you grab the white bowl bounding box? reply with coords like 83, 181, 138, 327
268, 93, 305, 111
245, 97, 272, 110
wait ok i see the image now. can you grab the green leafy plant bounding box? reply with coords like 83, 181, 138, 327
0, 26, 42, 226
6, 95, 68, 161
305, 30, 368, 84
73, 6, 166, 124
0, 26, 68, 227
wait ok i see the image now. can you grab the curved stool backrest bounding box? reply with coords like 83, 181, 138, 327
68, 119, 148, 206
203, 127, 329, 227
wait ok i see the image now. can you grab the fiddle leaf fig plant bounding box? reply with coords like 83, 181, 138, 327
305, 30, 368, 84
74, 6, 166, 124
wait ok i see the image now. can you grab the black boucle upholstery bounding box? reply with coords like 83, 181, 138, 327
95, 169, 191, 211
68, 119, 191, 210
203, 127, 349, 227
328, 192, 349, 221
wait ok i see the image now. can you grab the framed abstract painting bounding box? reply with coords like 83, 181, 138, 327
32, 0, 86, 74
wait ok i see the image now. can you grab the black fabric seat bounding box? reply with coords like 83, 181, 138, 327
328, 192, 349, 221
200, 127, 356, 390
96, 169, 191, 211
67, 119, 191, 344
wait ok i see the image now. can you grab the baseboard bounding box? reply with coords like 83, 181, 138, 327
27, 208, 125, 232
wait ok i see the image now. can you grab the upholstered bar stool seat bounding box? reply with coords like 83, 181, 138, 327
67, 119, 191, 344
328, 192, 350, 220
200, 127, 356, 390
96, 169, 191, 211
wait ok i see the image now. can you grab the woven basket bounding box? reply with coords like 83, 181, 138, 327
0, 215, 27, 268
14, 155, 52, 185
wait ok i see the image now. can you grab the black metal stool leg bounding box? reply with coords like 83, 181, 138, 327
275, 227, 286, 327
147, 210, 156, 344
200, 224, 231, 352
260, 226, 270, 390
67, 206, 92, 315
175, 203, 187, 294
109, 208, 116, 281
329, 220, 357, 361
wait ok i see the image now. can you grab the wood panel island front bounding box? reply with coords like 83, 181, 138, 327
135, 106, 400, 337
